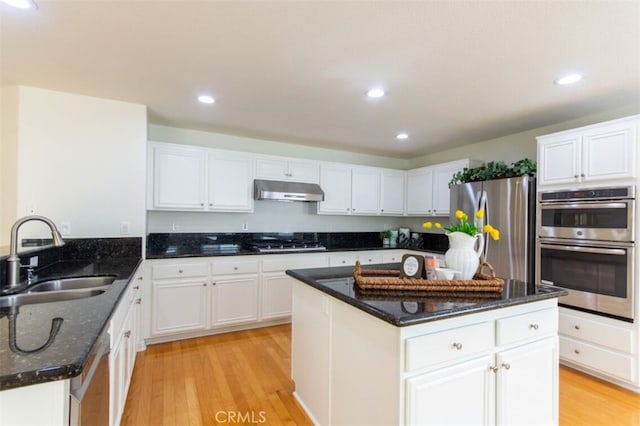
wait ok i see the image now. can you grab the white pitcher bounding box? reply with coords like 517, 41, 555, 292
444, 231, 484, 280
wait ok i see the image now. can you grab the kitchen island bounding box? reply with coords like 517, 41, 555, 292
287, 264, 567, 426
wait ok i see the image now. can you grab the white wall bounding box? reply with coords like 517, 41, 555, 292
147, 200, 405, 233
408, 104, 640, 168
148, 124, 408, 169
1, 86, 147, 242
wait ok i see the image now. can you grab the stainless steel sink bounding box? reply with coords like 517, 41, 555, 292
0, 288, 106, 308
0, 275, 117, 308
26, 275, 117, 293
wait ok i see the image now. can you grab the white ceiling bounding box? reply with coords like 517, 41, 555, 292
1, 0, 639, 158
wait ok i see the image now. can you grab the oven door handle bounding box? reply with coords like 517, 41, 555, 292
539, 243, 627, 256
539, 201, 629, 210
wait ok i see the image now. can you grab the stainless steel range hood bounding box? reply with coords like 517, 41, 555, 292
254, 179, 324, 202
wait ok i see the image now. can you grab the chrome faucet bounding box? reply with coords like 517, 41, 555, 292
5, 215, 65, 292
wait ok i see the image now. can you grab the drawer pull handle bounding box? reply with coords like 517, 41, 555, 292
489, 365, 499, 373
135, 298, 142, 304
234, 267, 238, 270
203, 283, 207, 287
501, 363, 510, 370
138, 276, 143, 280
574, 325, 580, 330
178, 269, 183, 273
133, 285, 140, 290
530, 323, 539, 330
574, 349, 580, 354
452, 342, 463, 350
124, 330, 131, 338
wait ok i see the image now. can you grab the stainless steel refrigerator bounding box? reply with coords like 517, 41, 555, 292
449, 176, 536, 283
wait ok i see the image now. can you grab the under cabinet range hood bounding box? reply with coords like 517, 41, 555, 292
254, 179, 324, 202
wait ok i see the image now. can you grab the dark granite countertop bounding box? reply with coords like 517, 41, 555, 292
286, 264, 567, 327
0, 238, 141, 391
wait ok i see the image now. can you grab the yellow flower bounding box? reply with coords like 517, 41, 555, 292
483, 224, 494, 233
435, 223, 442, 229
422, 221, 433, 229
455, 210, 465, 220
490, 229, 500, 241
475, 209, 484, 219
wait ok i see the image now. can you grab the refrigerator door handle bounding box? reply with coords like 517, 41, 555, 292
479, 190, 489, 258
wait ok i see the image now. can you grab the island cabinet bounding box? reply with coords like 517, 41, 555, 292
291, 281, 559, 426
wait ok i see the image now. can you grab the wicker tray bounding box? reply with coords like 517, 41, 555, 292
353, 261, 504, 293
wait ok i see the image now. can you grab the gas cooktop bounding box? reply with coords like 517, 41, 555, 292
248, 239, 326, 253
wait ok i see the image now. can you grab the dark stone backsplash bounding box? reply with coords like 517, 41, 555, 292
146, 232, 448, 258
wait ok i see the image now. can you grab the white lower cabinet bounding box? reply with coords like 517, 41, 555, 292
558, 307, 637, 387
152, 278, 209, 335
406, 355, 495, 425
210, 275, 258, 327
110, 266, 143, 426
292, 280, 560, 426
147, 251, 410, 342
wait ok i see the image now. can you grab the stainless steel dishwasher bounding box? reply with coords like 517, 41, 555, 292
69, 326, 110, 426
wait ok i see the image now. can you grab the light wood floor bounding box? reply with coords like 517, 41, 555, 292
122, 325, 640, 426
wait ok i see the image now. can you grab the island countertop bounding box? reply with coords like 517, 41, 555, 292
286, 263, 567, 327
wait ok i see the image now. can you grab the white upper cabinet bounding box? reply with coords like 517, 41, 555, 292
208, 152, 254, 212
149, 142, 254, 212
255, 156, 319, 183
351, 166, 381, 215
537, 115, 638, 187
318, 163, 352, 214
407, 166, 434, 215
407, 159, 480, 216
318, 163, 406, 216
152, 144, 207, 210
380, 168, 405, 215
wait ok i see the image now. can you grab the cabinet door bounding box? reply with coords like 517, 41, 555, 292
262, 273, 293, 320
406, 167, 434, 215
582, 120, 636, 182
208, 152, 254, 212
351, 167, 380, 215
151, 279, 208, 335
318, 164, 352, 214
405, 355, 495, 425
380, 169, 405, 215
288, 160, 319, 183
433, 160, 467, 216
153, 145, 206, 209
496, 337, 558, 426
210, 276, 259, 327
110, 332, 127, 426
255, 158, 288, 180
537, 133, 581, 186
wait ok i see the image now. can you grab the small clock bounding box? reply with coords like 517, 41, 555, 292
399, 254, 424, 278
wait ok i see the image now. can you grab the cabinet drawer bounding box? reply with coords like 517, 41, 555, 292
359, 253, 383, 265
405, 321, 494, 371
559, 311, 634, 353
262, 255, 328, 272
211, 259, 259, 275
152, 262, 208, 279
560, 336, 634, 382
329, 254, 359, 267
497, 308, 558, 346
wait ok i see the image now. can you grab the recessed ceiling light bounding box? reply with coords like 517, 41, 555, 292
366, 88, 385, 98
197, 94, 215, 104
1, 0, 37, 9
554, 73, 583, 85
396, 133, 409, 140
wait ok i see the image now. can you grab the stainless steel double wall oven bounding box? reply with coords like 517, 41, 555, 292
537, 186, 636, 321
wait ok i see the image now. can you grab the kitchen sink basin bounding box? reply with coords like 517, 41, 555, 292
0, 288, 106, 308
26, 275, 117, 293
0, 275, 117, 308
